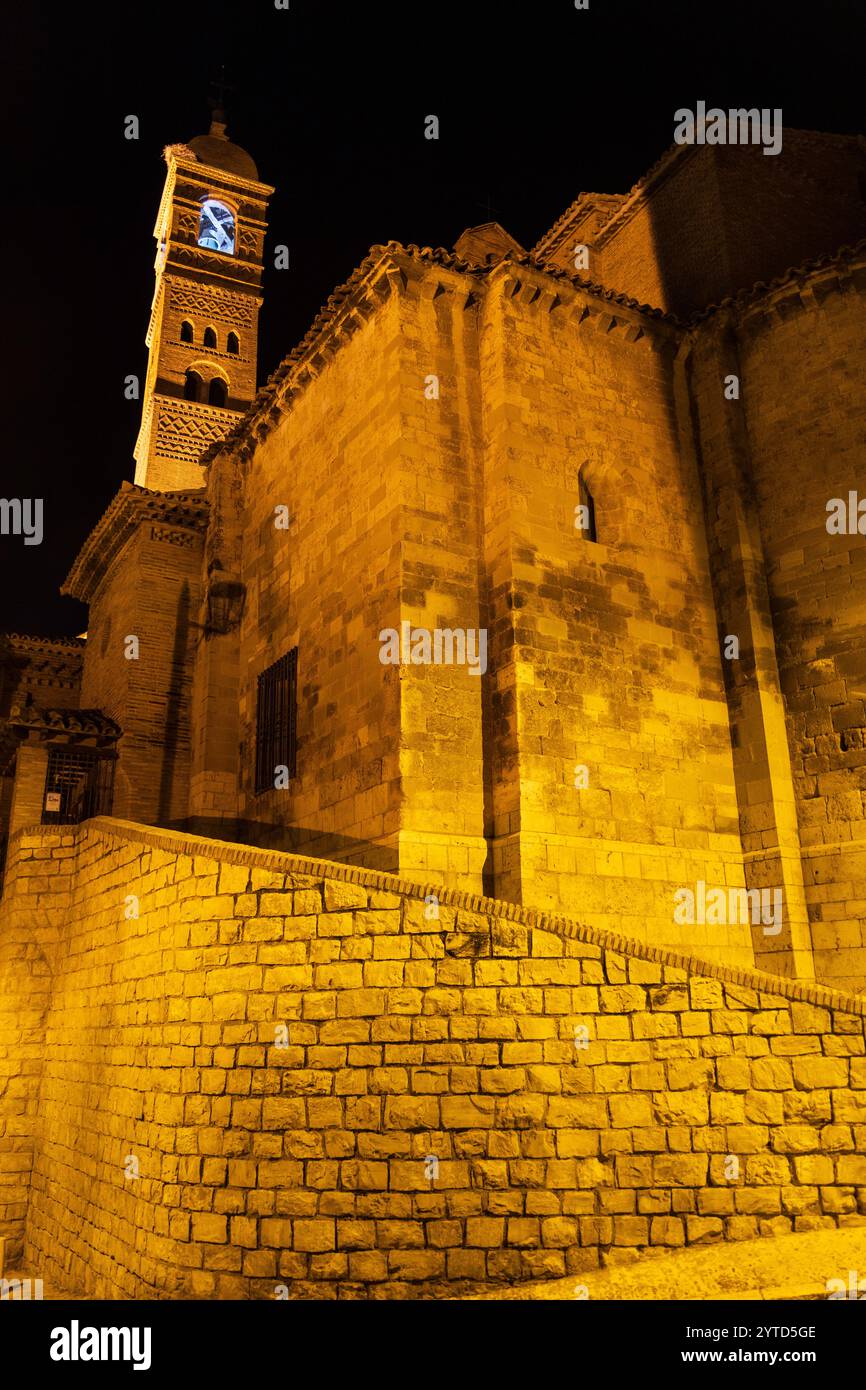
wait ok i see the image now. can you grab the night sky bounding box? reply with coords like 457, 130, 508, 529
3, 0, 865, 637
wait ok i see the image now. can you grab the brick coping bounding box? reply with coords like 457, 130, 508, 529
9, 816, 865, 1016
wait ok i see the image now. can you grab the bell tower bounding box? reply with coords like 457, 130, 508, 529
134, 109, 273, 492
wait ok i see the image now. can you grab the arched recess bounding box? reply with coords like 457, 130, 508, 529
208, 376, 228, 407
184, 369, 204, 402
577, 454, 668, 552
203, 326, 217, 349
180, 320, 194, 344
577, 457, 613, 545
576, 470, 598, 543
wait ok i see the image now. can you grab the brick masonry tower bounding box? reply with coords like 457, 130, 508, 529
133, 109, 273, 491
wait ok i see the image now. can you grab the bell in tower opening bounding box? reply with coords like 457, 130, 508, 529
197, 199, 236, 254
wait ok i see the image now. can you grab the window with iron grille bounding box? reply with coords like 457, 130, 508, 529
255, 648, 298, 794
42, 747, 115, 825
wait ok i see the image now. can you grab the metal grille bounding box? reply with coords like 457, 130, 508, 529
255, 648, 298, 794
42, 747, 115, 825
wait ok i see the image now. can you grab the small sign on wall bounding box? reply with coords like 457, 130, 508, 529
44, 792, 61, 813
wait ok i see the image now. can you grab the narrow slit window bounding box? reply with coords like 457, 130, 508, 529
577, 474, 597, 542
255, 648, 298, 793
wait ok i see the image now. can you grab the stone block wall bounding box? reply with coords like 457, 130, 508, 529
386, 259, 488, 891
735, 266, 866, 992
189, 239, 863, 977
216, 244, 754, 936
477, 260, 750, 963
0, 828, 73, 1264
690, 256, 866, 991
0, 817, 863, 1299
235, 280, 406, 872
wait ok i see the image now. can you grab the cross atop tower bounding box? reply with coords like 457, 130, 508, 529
208, 64, 235, 133
475, 192, 502, 223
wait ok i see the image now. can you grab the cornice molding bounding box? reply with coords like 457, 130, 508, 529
164, 147, 275, 199
61, 483, 209, 605
201, 240, 682, 471
688, 236, 866, 330
0, 633, 86, 652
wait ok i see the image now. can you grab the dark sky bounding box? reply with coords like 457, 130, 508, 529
3, 0, 865, 637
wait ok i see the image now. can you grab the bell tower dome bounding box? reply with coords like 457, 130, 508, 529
134, 110, 274, 492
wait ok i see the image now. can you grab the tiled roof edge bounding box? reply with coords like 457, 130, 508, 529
200, 242, 485, 466
532, 143, 690, 258
201, 240, 682, 469
689, 236, 866, 326
535, 128, 864, 262
61, 484, 209, 604
508, 251, 681, 324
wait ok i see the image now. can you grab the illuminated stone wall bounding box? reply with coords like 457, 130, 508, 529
475, 259, 750, 965
1, 819, 863, 1299
232, 285, 407, 873
41, 143, 866, 1018
726, 256, 866, 992
209, 243, 758, 962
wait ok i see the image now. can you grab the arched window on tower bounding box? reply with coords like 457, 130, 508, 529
227, 332, 239, 355
576, 473, 597, 543
184, 369, 203, 403
180, 320, 194, 344
203, 326, 217, 349
197, 199, 235, 255
208, 377, 228, 407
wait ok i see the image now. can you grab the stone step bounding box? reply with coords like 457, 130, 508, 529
468, 1225, 866, 1301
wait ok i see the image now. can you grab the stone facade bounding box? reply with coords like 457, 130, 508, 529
1, 122, 865, 1300
2, 125, 865, 997
1, 819, 865, 1298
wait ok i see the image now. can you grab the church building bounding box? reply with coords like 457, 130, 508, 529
2, 114, 865, 992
